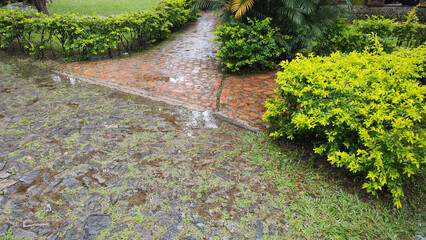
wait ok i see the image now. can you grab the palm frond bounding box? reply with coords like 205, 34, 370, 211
296, 0, 315, 14
229, 0, 256, 18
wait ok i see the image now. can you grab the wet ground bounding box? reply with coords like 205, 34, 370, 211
58, 12, 278, 131
0, 54, 290, 239
1, 11, 424, 240
1, 54, 424, 240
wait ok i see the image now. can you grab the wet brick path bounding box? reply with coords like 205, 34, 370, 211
219, 72, 278, 130
59, 12, 278, 131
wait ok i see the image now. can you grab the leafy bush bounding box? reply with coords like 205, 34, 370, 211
0, 0, 196, 60
213, 18, 288, 73
264, 40, 426, 208
195, 0, 343, 59
314, 7, 426, 55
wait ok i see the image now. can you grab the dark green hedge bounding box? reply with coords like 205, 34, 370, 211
0, 0, 197, 60
315, 7, 426, 55
213, 18, 288, 73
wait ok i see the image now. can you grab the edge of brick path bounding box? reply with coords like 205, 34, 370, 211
212, 112, 262, 132
53, 70, 208, 112
54, 69, 263, 132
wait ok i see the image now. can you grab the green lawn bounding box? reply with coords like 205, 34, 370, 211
48, 0, 161, 16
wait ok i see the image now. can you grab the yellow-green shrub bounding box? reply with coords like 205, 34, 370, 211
264, 41, 426, 208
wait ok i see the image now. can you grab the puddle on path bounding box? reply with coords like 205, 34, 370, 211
135, 75, 187, 83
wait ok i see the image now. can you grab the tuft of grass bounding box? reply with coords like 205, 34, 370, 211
238, 131, 425, 239
0, 227, 13, 240
48, 0, 161, 16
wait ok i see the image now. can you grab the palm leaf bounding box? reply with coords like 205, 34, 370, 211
229, 0, 256, 18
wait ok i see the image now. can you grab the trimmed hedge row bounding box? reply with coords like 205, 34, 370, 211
264, 39, 426, 208
315, 7, 426, 55
0, 0, 196, 60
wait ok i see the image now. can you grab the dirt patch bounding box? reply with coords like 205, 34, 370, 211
1, 87, 18, 93
127, 190, 147, 207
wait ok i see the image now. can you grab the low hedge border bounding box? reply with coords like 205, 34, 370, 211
0, 0, 197, 61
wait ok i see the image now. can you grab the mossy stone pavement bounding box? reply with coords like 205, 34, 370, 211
0, 55, 286, 239
58, 12, 278, 131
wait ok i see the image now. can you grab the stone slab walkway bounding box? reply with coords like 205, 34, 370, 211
59, 12, 278, 131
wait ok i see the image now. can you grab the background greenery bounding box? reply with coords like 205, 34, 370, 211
314, 8, 426, 56
48, 0, 161, 16
197, 0, 345, 63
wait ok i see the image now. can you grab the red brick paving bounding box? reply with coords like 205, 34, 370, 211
219, 72, 278, 130
58, 12, 279, 131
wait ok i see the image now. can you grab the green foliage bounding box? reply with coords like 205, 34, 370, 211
315, 7, 426, 55
0, 227, 13, 240
195, 0, 343, 59
264, 41, 426, 208
213, 17, 288, 73
0, 0, 196, 60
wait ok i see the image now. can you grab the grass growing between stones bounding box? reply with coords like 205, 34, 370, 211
48, 0, 161, 16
